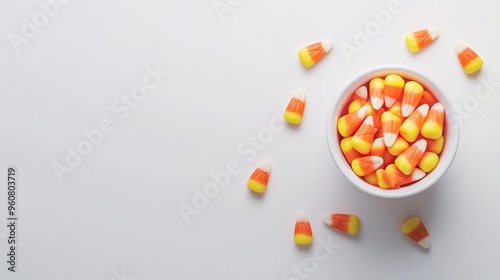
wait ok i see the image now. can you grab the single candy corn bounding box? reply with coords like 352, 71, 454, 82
350, 86, 368, 102
401, 217, 431, 249
421, 103, 444, 139
298, 40, 334, 68
381, 111, 402, 147
246, 161, 271, 193
341, 136, 361, 164
323, 214, 360, 235
283, 89, 306, 124
351, 156, 383, 176
337, 106, 368, 137
400, 104, 429, 142
376, 169, 399, 189
386, 164, 425, 186
395, 139, 427, 175
387, 136, 409, 156
351, 116, 375, 154
369, 78, 385, 110
384, 74, 405, 107
456, 42, 483, 74
418, 152, 439, 173
405, 28, 439, 53
402, 81, 424, 117
294, 212, 313, 245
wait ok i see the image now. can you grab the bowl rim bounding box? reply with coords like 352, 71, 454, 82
326, 64, 460, 198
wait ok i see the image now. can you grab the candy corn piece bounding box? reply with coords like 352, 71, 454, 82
376, 169, 399, 189
384, 74, 404, 107
363, 172, 378, 186
351, 156, 383, 176
386, 164, 425, 186
283, 89, 306, 124
337, 106, 368, 137
401, 217, 431, 249
388, 100, 404, 119
323, 214, 360, 235
246, 161, 271, 193
298, 40, 333, 68
405, 28, 439, 53
421, 103, 444, 139
402, 81, 424, 117
369, 78, 385, 110
351, 116, 375, 154
348, 99, 366, 113
350, 86, 368, 102
294, 212, 313, 245
395, 139, 427, 175
456, 42, 483, 74
341, 136, 361, 164
381, 111, 402, 147
418, 152, 439, 173
400, 104, 429, 142
424, 135, 444, 154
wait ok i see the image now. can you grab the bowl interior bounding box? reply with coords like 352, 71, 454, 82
326, 65, 460, 198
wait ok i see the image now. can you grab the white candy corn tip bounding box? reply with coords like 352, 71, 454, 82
354, 86, 368, 100
428, 27, 439, 40
401, 104, 414, 117
293, 88, 307, 101
363, 115, 374, 126
371, 97, 384, 110
384, 96, 396, 108
414, 139, 428, 151
321, 40, 334, 53
418, 236, 431, 249
258, 160, 271, 172
297, 212, 309, 222
357, 105, 368, 117
411, 168, 426, 181
455, 41, 468, 53
322, 214, 333, 226
372, 156, 384, 169
431, 102, 444, 112
383, 133, 398, 147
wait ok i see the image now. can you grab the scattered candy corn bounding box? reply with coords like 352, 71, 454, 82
246, 161, 271, 193
298, 40, 333, 68
455, 42, 483, 74
284, 89, 306, 124
405, 28, 439, 53
323, 214, 360, 235
401, 217, 431, 249
294, 212, 313, 245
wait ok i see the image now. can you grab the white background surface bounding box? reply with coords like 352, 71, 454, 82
1, 0, 500, 279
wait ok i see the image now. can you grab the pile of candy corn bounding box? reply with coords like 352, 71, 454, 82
337, 75, 445, 189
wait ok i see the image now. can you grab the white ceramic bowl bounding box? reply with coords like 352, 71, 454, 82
326, 65, 460, 198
